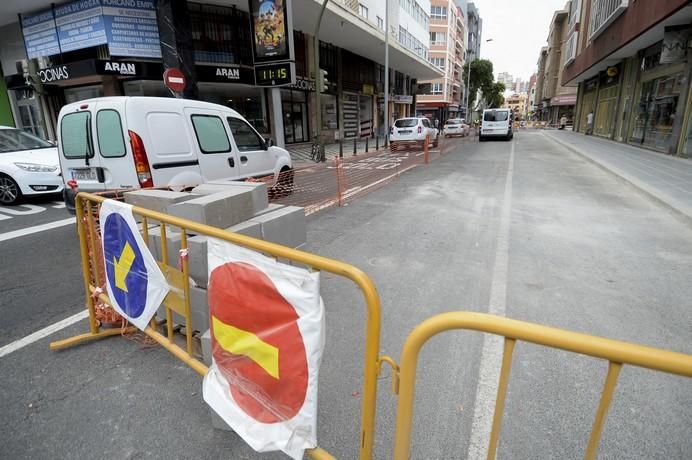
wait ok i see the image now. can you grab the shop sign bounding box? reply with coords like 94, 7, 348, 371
392, 94, 413, 104
289, 77, 316, 92
99, 61, 138, 76
102, 0, 162, 59
550, 95, 577, 106
660, 25, 691, 65
20, 9, 61, 59
54, 0, 108, 53
38, 65, 70, 83
362, 84, 374, 95
196, 65, 256, 85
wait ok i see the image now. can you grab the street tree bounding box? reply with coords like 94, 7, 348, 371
462, 59, 494, 110
485, 82, 506, 108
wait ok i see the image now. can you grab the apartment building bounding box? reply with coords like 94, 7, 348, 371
563, 0, 692, 155
416, 0, 466, 122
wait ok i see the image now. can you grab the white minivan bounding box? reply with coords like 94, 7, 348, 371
479, 108, 513, 141
57, 96, 292, 211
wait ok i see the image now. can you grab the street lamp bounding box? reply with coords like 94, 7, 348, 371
465, 38, 493, 121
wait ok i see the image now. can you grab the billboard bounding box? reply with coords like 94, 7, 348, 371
54, 0, 108, 53
249, 0, 292, 63
102, 0, 162, 59
20, 9, 61, 59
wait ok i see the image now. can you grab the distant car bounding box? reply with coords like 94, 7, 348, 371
443, 118, 470, 137
390, 117, 439, 149
479, 108, 513, 141
0, 126, 63, 205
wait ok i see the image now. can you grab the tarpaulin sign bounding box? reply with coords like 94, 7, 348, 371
100, 199, 169, 331
203, 238, 325, 459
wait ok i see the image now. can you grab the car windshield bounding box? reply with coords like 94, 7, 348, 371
484, 111, 509, 122
0, 128, 53, 153
395, 119, 418, 128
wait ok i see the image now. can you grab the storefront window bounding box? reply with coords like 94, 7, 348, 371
630, 73, 683, 151
64, 85, 103, 104
281, 89, 310, 144
321, 94, 338, 130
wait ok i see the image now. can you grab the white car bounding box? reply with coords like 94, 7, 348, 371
390, 117, 439, 149
0, 126, 63, 205
443, 118, 470, 137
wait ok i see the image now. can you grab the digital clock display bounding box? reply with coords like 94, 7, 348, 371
254, 62, 294, 87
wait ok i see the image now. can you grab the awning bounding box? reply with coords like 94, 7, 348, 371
550, 95, 577, 106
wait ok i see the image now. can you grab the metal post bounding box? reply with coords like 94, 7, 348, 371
313, 0, 330, 161
465, 53, 472, 121
339, 139, 343, 157
376, 135, 379, 150
384, 0, 390, 147
353, 137, 357, 155
365, 136, 369, 152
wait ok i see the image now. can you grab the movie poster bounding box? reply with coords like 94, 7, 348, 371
250, 0, 290, 62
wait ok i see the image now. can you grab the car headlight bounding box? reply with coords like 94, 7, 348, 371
14, 162, 58, 173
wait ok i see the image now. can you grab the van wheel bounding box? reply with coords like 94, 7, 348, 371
271, 167, 294, 198
0, 174, 22, 206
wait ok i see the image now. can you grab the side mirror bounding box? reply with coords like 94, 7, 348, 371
264, 137, 273, 149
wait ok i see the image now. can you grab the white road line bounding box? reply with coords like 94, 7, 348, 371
467, 140, 515, 459
52, 201, 66, 209
0, 310, 88, 359
0, 204, 46, 216
0, 217, 75, 243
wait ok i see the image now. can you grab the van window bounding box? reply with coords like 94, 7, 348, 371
484, 111, 509, 122
96, 110, 126, 158
191, 115, 231, 154
61, 111, 93, 158
422, 118, 431, 128
227, 117, 264, 152
394, 119, 417, 128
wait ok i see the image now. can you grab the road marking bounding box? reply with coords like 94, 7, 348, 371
0, 217, 75, 243
467, 140, 515, 459
52, 201, 66, 209
0, 204, 46, 216
0, 310, 88, 359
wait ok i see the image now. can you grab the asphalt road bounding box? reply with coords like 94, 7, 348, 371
0, 131, 690, 459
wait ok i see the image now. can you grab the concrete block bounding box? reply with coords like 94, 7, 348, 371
167, 189, 255, 229
201, 329, 212, 366
146, 226, 182, 265
156, 284, 209, 333
253, 203, 284, 217
187, 221, 262, 288
194, 180, 269, 214
124, 189, 196, 213
249, 205, 306, 248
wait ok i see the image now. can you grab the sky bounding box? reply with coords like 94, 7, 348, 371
470, 0, 569, 83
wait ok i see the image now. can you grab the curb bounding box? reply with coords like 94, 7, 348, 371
542, 131, 692, 226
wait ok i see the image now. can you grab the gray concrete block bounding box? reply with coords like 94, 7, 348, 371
195, 180, 269, 214
186, 221, 262, 288
146, 226, 182, 264
253, 202, 284, 217
156, 285, 209, 333
167, 189, 255, 229
249, 205, 306, 248
124, 189, 196, 213
201, 329, 212, 366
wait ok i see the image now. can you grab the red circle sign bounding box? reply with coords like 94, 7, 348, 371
209, 262, 309, 423
163, 68, 186, 92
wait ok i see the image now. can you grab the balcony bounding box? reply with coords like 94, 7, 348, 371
589, 0, 629, 40
564, 31, 578, 66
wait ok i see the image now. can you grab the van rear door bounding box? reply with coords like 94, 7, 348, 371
185, 108, 240, 181
482, 110, 510, 135
59, 102, 105, 192
93, 99, 139, 190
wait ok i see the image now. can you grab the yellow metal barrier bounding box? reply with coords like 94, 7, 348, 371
51, 192, 388, 460
392, 312, 692, 460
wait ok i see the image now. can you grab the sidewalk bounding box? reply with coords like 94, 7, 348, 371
544, 130, 692, 222
286, 137, 391, 165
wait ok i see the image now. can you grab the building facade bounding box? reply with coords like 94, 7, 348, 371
562, 0, 692, 155
459, 1, 481, 118
0, 0, 441, 144
416, 0, 466, 123
535, 3, 578, 125
504, 92, 527, 120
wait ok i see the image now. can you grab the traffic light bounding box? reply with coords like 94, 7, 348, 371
318, 69, 328, 92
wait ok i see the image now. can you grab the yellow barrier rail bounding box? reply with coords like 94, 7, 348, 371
51, 192, 388, 460
392, 312, 692, 460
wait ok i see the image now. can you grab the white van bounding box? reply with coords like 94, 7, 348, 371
57, 96, 292, 211
479, 108, 513, 141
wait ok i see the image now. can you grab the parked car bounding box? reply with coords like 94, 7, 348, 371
479, 108, 513, 141
443, 118, 470, 137
57, 97, 293, 213
0, 126, 63, 205
390, 117, 439, 149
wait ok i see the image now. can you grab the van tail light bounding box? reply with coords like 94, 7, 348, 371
418, 125, 422, 134
129, 130, 153, 188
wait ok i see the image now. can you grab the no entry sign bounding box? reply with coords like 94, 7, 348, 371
163, 68, 186, 92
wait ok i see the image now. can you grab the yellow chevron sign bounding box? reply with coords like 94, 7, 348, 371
212, 315, 280, 379
113, 241, 136, 292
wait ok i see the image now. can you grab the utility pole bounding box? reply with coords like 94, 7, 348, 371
313, 0, 329, 161
384, 0, 390, 146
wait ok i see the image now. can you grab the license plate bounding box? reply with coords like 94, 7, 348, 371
71, 168, 97, 181
399, 130, 411, 134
